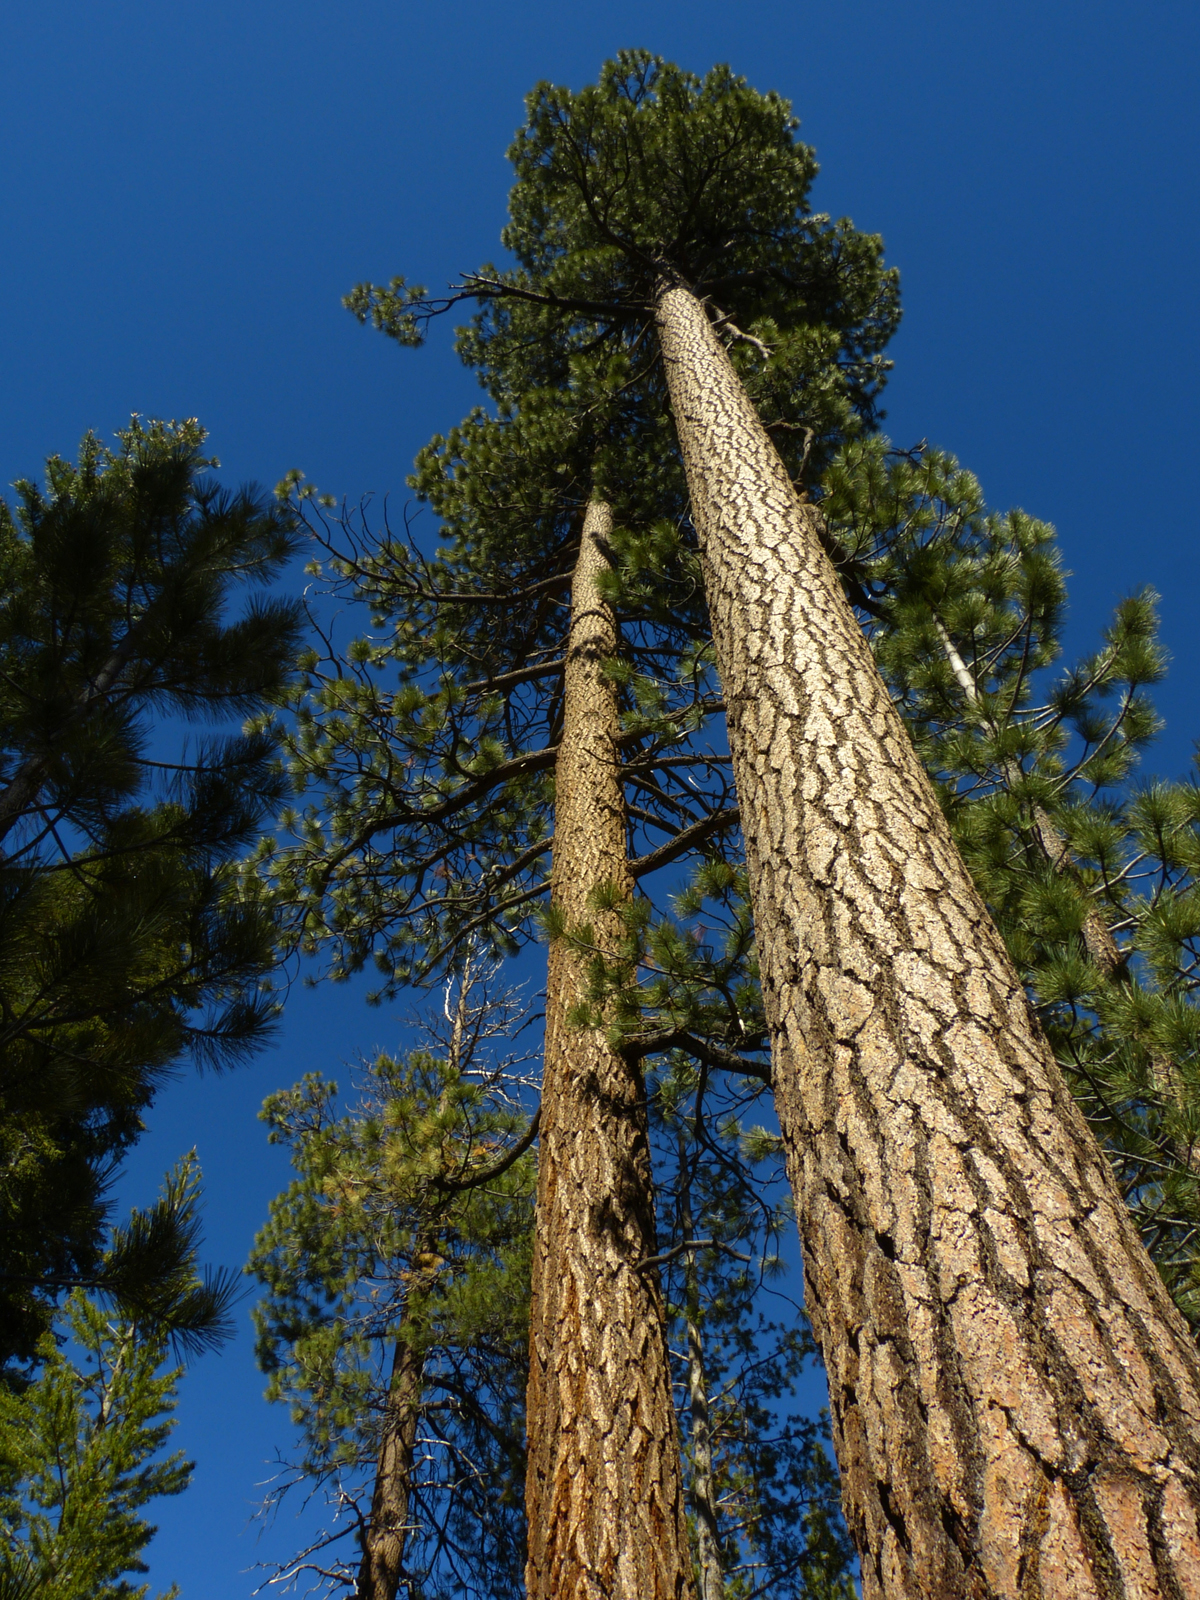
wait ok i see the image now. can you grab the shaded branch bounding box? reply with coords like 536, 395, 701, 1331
630, 807, 739, 880
432, 1108, 541, 1194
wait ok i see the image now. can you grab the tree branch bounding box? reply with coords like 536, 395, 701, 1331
432, 1108, 541, 1194
629, 807, 740, 880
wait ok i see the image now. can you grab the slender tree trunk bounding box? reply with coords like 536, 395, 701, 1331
525, 499, 696, 1600
357, 1317, 423, 1600
679, 1133, 725, 1600
656, 279, 1200, 1600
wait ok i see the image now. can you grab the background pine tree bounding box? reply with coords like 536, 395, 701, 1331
248, 961, 534, 1600
0, 1157, 230, 1600
0, 417, 302, 1371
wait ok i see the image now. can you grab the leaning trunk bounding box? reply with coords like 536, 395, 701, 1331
656, 279, 1200, 1600
525, 499, 695, 1600
357, 1319, 423, 1600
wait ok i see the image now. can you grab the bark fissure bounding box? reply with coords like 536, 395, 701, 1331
525, 498, 695, 1600
656, 279, 1200, 1600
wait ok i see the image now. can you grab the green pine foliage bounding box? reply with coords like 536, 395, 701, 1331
0, 1295, 189, 1600
0, 1157, 227, 1600
247, 965, 534, 1598
292, 46, 909, 1049
348, 51, 900, 503
264, 401, 733, 1001
0, 418, 303, 1370
261, 57, 903, 1590
260, 50, 1200, 1594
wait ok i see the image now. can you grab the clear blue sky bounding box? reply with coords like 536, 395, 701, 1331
3, 2, 1198, 1593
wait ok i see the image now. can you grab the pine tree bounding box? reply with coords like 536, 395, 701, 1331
525, 496, 697, 1599
341, 53, 1200, 1596
295, 56, 903, 1583
0, 1157, 231, 1600
659, 221, 1200, 1600
267, 359, 757, 1595
0, 418, 302, 1372
249, 959, 535, 1600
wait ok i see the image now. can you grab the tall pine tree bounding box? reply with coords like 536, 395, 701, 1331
340, 54, 1200, 1596
0, 418, 301, 1372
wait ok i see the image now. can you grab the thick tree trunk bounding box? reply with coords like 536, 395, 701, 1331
356, 1321, 422, 1600
525, 500, 696, 1600
656, 280, 1200, 1600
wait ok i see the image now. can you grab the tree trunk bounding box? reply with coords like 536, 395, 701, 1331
656, 279, 1200, 1600
356, 1321, 422, 1600
680, 1132, 725, 1600
525, 499, 696, 1600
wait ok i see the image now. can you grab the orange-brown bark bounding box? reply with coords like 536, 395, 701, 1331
657, 279, 1200, 1600
525, 500, 696, 1600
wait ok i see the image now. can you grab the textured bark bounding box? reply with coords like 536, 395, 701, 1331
656, 280, 1200, 1600
357, 1318, 423, 1600
525, 500, 696, 1600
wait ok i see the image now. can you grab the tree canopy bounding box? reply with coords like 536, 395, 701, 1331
0, 417, 302, 1371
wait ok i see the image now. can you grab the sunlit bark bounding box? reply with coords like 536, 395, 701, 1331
525, 499, 696, 1600
658, 278, 1200, 1600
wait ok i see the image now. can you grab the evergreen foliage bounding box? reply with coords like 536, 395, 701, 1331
0, 1157, 226, 1600
347, 51, 899, 511
266, 46, 1200, 1590
265, 400, 738, 1018
0, 418, 302, 1371
287, 46, 905, 1055
248, 962, 534, 1598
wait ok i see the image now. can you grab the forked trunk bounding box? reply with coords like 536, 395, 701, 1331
525, 500, 696, 1600
356, 1321, 422, 1600
656, 280, 1200, 1600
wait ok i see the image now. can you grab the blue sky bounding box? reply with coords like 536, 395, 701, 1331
3, 2, 1199, 1593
